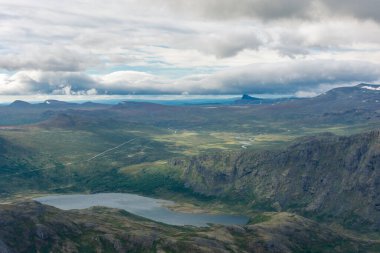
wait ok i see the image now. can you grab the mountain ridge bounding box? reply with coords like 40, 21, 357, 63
0, 201, 378, 253
175, 129, 380, 231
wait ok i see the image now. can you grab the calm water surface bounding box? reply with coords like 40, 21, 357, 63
35, 193, 248, 227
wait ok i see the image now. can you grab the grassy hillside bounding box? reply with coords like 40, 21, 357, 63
0, 201, 378, 253
177, 130, 380, 232
0, 85, 379, 252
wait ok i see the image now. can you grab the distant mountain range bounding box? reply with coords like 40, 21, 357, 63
8, 99, 107, 108
3, 83, 379, 110
0, 83, 378, 128
0, 83, 379, 252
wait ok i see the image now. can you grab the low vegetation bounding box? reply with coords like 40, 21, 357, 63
0, 84, 379, 252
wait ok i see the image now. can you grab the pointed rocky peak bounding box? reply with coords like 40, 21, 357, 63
241, 94, 261, 100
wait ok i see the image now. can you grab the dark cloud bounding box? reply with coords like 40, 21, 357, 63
155, 0, 311, 20
154, 0, 380, 22
179, 60, 380, 94
0, 46, 99, 72
182, 29, 265, 58
320, 0, 380, 22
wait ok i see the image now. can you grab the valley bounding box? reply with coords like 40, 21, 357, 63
0, 84, 379, 252
2, 0, 380, 251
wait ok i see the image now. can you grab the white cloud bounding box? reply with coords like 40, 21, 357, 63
0, 71, 96, 95
96, 71, 172, 94
0, 60, 379, 96
0, 0, 380, 95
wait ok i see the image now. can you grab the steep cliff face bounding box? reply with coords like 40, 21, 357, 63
180, 130, 380, 231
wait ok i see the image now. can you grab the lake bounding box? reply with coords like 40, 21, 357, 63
34, 193, 248, 227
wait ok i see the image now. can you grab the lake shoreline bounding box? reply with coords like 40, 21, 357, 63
33, 192, 249, 227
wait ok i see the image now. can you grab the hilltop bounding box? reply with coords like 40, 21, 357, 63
0, 201, 378, 253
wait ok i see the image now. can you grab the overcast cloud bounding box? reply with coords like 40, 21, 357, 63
0, 0, 379, 96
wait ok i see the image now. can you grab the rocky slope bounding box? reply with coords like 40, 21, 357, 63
177, 130, 380, 231
0, 201, 378, 253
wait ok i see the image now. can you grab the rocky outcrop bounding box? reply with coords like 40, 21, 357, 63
0, 201, 378, 253
179, 130, 380, 231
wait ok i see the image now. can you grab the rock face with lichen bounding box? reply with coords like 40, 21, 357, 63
179, 130, 380, 231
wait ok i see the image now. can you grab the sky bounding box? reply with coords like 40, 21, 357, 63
1, 0, 380, 97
